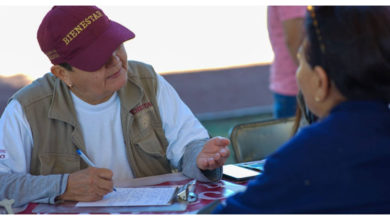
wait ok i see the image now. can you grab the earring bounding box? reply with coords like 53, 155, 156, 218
68, 82, 73, 88
315, 97, 320, 102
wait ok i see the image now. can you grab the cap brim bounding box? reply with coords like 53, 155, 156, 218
68, 21, 135, 72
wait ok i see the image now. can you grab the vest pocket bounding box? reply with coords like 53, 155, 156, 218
134, 129, 166, 158
39, 153, 80, 175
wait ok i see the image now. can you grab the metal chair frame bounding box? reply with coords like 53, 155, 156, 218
229, 117, 295, 163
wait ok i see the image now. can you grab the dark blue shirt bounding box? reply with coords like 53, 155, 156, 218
213, 101, 390, 213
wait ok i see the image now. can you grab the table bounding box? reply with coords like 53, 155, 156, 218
16, 173, 247, 214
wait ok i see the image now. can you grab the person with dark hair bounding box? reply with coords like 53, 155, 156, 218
0, 6, 230, 208
212, 6, 390, 213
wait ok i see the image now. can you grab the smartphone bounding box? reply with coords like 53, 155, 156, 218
222, 164, 260, 181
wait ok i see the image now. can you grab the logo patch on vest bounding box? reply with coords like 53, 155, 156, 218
130, 102, 153, 115
0, 149, 8, 160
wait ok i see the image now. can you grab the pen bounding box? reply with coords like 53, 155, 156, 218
76, 148, 117, 192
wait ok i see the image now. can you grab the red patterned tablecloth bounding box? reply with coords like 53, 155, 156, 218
18, 176, 247, 214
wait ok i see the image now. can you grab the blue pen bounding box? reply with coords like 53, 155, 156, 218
76, 149, 117, 192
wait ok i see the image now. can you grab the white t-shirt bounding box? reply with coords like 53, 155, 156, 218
0, 74, 209, 183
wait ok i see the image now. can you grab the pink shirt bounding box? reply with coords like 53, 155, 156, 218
267, 6, 307, 96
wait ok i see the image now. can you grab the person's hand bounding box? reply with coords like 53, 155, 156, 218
196, 136, 230, 170
58, 167, 114, 202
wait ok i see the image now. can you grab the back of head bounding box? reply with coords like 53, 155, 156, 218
304, 6, 390, 102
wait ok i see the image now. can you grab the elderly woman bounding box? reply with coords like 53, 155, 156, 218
213, 6, 390, 213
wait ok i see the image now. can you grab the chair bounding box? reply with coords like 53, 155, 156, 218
229, 117, 295, 163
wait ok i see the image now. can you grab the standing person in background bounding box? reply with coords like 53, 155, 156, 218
267, 6, 306, 118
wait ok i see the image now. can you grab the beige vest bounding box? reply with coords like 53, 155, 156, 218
11, 61, 172, 178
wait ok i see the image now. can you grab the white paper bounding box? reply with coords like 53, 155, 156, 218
76, 187, 177, 207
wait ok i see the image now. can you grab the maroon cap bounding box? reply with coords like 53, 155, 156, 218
37, 6, 135, 71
